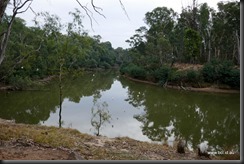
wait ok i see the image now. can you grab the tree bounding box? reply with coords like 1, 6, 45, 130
0, 0, 10, 22
0, 0, 33, 65
197, 3, 213, 62
0, 0, 128, 66
91, 101, 111, 136
211, 1, 240, 64
183, 28, 201, 63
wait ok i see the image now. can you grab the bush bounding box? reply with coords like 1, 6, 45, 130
221, 69, 240, 88
100, 62, 111, 69
8, 75, 33, 89
201, 59, 221, 82
129, 65, 146, 79
153, 65, 171, 84
86, 59, 97, 68
186, 70, 202, 83
120, 63, 146, 79
201, 59, 240, 88
169, 70, 187, 84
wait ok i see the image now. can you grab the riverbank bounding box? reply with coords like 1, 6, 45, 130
0, 75, 57, 91
123, 75, 240, 94
1, 118, 237, 160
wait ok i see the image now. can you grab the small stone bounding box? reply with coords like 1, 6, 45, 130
67, 151, 84, 160
177, 140, 186, 154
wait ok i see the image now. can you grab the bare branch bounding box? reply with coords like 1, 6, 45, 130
16, 0, 32, 11
75, 0, 95, 31
29, 6, 37, 16
119, 0, 130, 21
91, 0, 105, 18
17, 0, 33, 14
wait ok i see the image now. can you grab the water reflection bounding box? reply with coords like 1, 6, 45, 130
0, 70, 240, 153
119, 76, 240, 152
90, 92, 112, 136
0, 91, 59, 124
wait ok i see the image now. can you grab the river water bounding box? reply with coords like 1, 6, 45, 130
0, 70, 240, 153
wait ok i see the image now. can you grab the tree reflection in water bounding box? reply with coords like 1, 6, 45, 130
120, 76, 240, 153
90, 92, 111, 136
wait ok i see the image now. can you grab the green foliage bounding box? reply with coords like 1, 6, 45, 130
153, 65, 171, 84
186, 70, 202, 83
0, 12, 128, 87
183, 28, 201, 63
91, 101, 111, 136
8, 75, 33, 89
126, 0, 240, 69
100, 62, 111, 69
169, 70, 187, 84
120, 63, 146, 79
201, 59, 240, 88
222, 69, 240, 88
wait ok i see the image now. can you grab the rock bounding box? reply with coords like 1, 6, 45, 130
67, 151, 84, 160
177, 140, 186, 154
197, 141, 210, 158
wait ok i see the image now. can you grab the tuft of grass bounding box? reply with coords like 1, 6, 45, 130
0, 123, 93, 149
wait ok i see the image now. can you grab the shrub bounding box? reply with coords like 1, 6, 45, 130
129, 65, 146, 79
120, 63, 146, 79
101, 62, 111, 69
221, 69, 240, 88
186, 70, 202, 83
169, 70, 187, 84
153, 65, 171, 84
201, 59, 240, 88
8, 75, 33, 89
201, 59, 221, 83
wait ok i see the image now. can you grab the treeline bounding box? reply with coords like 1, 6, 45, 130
0, 10, 127, 87
0, 1, 240, 89
121, 1, 240, 89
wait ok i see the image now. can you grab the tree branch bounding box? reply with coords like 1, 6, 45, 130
75, 0, 95, 31
16, 0, 33, 14
91, 0, 105, 18
119, 0, 130, 20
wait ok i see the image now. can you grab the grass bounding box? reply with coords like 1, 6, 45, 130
0, 119, 240, 160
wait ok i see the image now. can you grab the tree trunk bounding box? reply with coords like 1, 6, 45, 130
59, 60, 63, 128
0, 12, 16, 65
207, 29, 211, 62
235, 30, 240, 65
0, 0, 10, 23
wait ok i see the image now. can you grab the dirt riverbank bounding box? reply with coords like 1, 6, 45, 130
1, 118, 238, 160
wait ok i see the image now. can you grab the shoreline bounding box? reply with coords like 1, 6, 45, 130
1, 118, 238, 160
122, 75, 240, 94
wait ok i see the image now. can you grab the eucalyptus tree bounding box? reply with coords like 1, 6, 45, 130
144, 7, 176, 65
0, 0, 127, 66
0, 0, 10, 22
0, 0, 33, 65
183, 28, 201, 63
0, 15, 45, 86
211, 1, 240, 64
197, 3, 214, 62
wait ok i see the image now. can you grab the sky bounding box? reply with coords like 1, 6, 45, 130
6, 0, 223, 49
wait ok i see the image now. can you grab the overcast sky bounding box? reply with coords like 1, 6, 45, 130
6, 0, 223, 49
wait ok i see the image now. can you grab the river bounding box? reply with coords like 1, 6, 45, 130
0, 70, 240, 153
